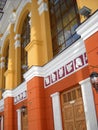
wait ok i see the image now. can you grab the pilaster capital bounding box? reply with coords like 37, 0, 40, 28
14, 34, 20, 40
14, 40, 21, 48
0, 57, 5, 61
38, 1, 48, 15
0, 62, 5, 69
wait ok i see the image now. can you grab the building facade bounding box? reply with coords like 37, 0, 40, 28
0, 0, 98, 130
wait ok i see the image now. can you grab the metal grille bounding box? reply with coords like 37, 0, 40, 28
0, 0, 7, 20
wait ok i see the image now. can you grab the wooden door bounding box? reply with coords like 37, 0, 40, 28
21, 108, 28, 130
61, 86, 87, 130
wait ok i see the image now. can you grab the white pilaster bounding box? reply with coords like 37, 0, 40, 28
17, 109, 22, 130
79, 78, 98, 130
0, 116, 4, 130
51, 92, 63, 130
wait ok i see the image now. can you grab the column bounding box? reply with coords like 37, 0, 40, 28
16, 109, 22, 130
51, 92, 63, 130
79, 78, 98, 130
4, 24, 15, 90
38, 0, 53, 62
3, 90, 14, 130
14, 34, 21, 87
0, 57, 5, 98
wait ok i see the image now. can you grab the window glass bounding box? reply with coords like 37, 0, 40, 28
49, 0, 80, 56
57, 21, 62, 32
58, 31, 64, 45
21, 13, 30, 81
63, 14, 69, 27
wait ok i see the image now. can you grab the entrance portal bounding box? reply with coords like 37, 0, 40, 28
61, 86, 87, 130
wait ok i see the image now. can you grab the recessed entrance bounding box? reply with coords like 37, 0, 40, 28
61, 86, 87, 130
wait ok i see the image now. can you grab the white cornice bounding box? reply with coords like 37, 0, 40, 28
43, 38, 86, 76
24, 38, 87, 83
2, 90, 13, 99
23, 66, 44, 82
76, 11, 98, 40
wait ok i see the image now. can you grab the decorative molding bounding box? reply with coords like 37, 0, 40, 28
0, 82, 27, 104
23, 66, 44, 82
37, 0, 43, 5
0, 62, 5, 68
14, 34, 20, 40
2, 90, 13, 99
44, 52, 88, 88
14, 40, 21, 48
76, 11, 98, 40
0, 57, 5, 61
38, 2, 48, 15
24, 38, 88, 87
9, 11, 16, 24
25, 40, 42, 51
13, 81, 27, 104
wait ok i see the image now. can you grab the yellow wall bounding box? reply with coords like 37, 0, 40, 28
77, 0, 98, 21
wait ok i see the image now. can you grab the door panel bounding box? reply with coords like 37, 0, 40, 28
61, 86, 87, 130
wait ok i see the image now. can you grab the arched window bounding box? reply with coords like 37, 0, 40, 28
5, 44, 9, 70
49, 0, 80, 56
21, 13, 30, 80
3, 40, 9, 90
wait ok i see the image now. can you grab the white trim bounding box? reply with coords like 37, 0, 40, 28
2, 90, 13, 99
1, 116, 4, 130
0, 62, 5, 68
17, 109, 22, 130
9, 11, 16, 24
13, 82, 27, 104
14, 34, 20, 40
37, 0, 43, 5
43, 38, 86, 76
51, 92, 63, 130
0, 57, 5, 61
76, 11, 98, 40
14, 40, 21, 48
38, 2, 48, 15
79, 78, 98, 130
0, 99, 4, 112
24, 38, 87, 84
23, 66, 44, 82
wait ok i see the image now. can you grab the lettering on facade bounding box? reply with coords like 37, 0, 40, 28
14, 90, 27, 104
44, 52, 88, 87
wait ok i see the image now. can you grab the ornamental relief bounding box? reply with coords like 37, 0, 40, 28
44, 52, 88, 87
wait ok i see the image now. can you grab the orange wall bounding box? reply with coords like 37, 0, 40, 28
85, 31, 98, 118
44, 66, 89, 130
